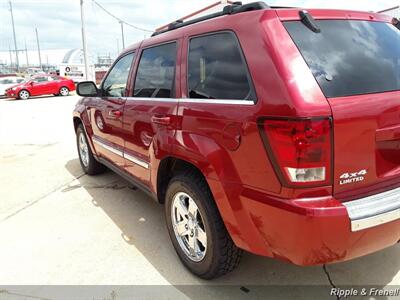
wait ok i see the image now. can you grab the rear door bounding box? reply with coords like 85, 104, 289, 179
122, 42, 180, 186
285, 19, 400, 198
88, 52, 135, 168
46, 76, 59, 94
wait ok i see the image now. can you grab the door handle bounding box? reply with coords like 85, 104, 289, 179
108, 110, 123, 119
151, 115, 171, 126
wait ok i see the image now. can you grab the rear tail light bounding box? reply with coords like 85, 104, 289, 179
260, 117, 332, 187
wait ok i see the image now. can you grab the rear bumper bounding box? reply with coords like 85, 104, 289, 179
343, 186, 400, 232
223, 185, 400, 266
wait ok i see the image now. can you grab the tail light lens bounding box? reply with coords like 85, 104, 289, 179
261, 117, 332, 187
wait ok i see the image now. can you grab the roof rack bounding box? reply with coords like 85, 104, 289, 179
152, 1, 269, 37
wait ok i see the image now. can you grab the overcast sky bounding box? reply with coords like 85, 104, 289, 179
0, 0, 398, 58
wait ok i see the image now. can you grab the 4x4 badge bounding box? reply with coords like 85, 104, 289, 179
339, 170, 368, 185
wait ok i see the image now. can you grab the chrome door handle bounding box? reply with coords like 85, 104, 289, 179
151, 115, 171, 126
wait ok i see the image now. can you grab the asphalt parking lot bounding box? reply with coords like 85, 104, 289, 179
1, 95, 400, 300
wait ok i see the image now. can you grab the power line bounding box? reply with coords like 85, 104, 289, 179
91, 0, 153, 33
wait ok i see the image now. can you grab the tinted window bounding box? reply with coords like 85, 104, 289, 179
188, 32, 254, 100
34, 77, 47, 83
103, 53, 135, 97
285, 20, 400, 98
134, 43, 176, 98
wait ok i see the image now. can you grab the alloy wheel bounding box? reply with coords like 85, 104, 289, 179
60, 87, 69, 96
171, 192, 207, 262
19, 90, 29, 100
78, 132, 89, 167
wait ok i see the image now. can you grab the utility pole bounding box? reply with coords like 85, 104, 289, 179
25, 38, 29, 67
120, 21, 125, 49
9, 0, 19, 72
35, 28, 42, 70
9, 45, 13, 67
80, 0, 89, 80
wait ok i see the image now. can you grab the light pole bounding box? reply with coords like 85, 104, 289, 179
8, 45, 13, 68
35, 28, 42, 70
25, 38, 29, 67
120, 21, 125, 50
80, 0, 89, 80
9, 0, 19, 72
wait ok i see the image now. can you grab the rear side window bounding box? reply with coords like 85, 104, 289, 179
285, 20, 400, 98
103, 52, 135, 97
188, 32, 254, 101
134, 42, 177, 98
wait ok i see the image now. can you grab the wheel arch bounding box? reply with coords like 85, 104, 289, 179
72, 113, 97, 155
156, 156, 206, 204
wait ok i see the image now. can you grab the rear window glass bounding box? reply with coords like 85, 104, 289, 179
284, 20, 400, 98
188, 32, 255, 101
134, 42, 177, 98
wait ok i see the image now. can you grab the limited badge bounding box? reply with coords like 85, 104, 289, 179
339, 170, 367, 185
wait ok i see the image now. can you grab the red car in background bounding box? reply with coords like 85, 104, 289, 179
6, 75, 75, 100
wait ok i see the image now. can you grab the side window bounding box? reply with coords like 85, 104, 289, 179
103, 52, 135, 97
134, 42, 177, 98
188, 32, 254, 101
34, 77, 47, 83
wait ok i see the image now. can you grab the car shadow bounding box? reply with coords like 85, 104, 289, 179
65, 158, 400, 300
2, 94, 75, 101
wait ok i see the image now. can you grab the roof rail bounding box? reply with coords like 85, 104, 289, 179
152, 1, 269, 37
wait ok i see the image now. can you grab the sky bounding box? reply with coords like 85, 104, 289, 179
0, 0, 398, 60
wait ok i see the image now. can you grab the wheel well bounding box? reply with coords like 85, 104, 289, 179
73, 117, 82, 132
157, 157, 207, 204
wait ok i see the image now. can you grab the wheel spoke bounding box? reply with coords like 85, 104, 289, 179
196, 227, 207, 248
175, 221, 189, 236
188, 198, 197, 218
176, 198, 188, 219
188, 234, 197, 256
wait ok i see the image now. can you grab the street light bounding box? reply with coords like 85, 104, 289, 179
80, 0, 89, 80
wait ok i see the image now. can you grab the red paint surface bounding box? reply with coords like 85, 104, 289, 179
73, 7, 400, 266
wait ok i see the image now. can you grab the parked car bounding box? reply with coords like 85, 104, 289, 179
6, 75, 75, 100
0, 76, 24, 96
26, 67, 46, 77
73, 2, 400, 279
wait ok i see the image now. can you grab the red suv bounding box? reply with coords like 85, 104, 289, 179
73, 2, 400, 279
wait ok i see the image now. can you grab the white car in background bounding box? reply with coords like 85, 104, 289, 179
0, 77, 25, 97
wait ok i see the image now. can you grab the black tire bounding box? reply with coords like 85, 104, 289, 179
165, 170, 242, 279
18, 89, 30, 100
76, 124, 105, 175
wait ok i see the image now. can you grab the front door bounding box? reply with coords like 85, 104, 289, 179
89, 52, 136, 168
123, 41, 180, 186
30, 76, 51, 96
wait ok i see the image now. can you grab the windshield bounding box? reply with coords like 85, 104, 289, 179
284, 20, 400, 98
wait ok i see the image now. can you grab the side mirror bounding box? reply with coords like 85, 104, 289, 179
77, 81, 99, 97
30, 82, 34, 86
